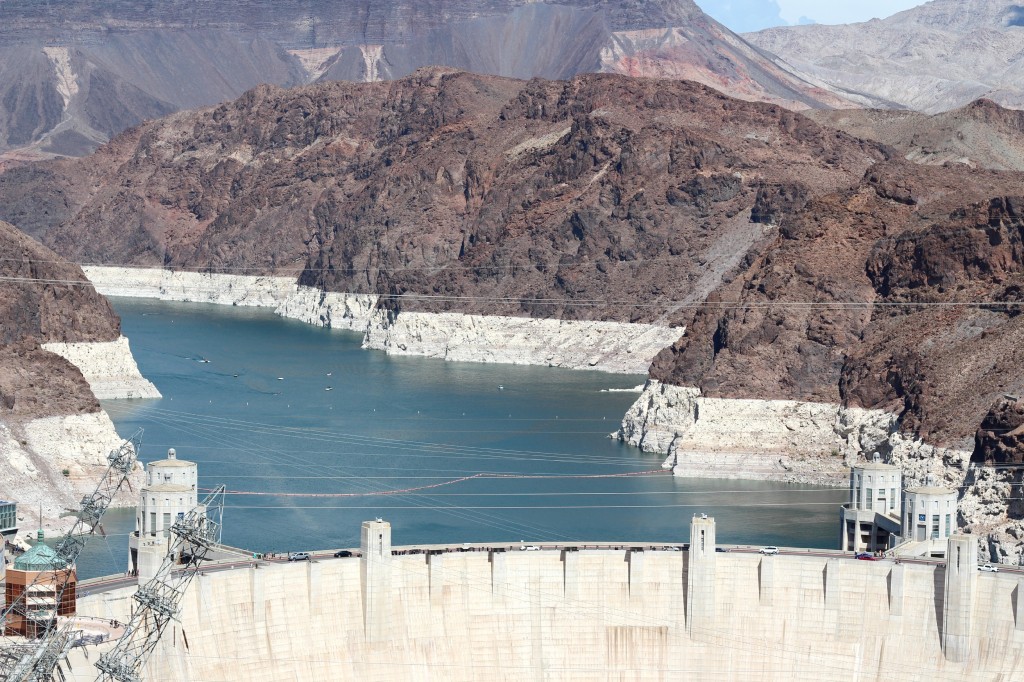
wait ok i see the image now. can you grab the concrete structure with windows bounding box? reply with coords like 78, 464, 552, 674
0, 500, 17, 539
900, 478, 958, 557
128, 448, 203, 579
839, 461, 902, 552
3, 543, 75, 636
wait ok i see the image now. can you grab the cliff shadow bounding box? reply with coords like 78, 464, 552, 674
1014, 584, 1020, 629
682, 552, 690, 625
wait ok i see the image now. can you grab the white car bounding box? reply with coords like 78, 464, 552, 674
978, 563, 999, 573
760, 546, 780, 556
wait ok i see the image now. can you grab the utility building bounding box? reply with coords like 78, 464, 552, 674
900, 477, 958, 555
3, 543, 75, 636
128, 448, 203, 579
0, 500, 17, 539
839, 461, 902, 552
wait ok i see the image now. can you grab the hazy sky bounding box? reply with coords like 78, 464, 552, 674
694, 0, 929, 33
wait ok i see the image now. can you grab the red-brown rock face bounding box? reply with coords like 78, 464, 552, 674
0, 219, 119, 418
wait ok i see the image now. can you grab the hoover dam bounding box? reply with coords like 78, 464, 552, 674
65, 516, 1024, 681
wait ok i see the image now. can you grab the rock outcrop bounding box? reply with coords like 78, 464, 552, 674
42, 337, 160, 400
0, 220, 145, 534
363, 309, 682, 374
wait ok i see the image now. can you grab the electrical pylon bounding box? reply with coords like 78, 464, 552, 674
0, 429, 143, 682
94, 485, 226, 682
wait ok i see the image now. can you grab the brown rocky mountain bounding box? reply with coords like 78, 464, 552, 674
0, 0, 850, 160
805, 99, 1024, 172
651, 164, 1024, 450
2, 69, 1024, 458
0, 219, 120, 418
746, 0, 1024, 114
0, 70, 883, 324
5, 69, 1024, 549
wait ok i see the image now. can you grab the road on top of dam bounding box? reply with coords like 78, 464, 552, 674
79, 542, 1021, 599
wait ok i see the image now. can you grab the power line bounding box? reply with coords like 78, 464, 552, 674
5, 271, 1024, 311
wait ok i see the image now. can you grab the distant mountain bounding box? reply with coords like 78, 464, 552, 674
746, 0, 1024, 113
806, 98, 1024, 171
0, 0, 851, 160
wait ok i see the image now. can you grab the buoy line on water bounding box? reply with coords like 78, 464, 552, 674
200, 469, 670, 498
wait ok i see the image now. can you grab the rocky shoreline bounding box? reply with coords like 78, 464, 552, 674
84, 266, 683, 374
82, 266, 1022, 562
0, 412, 141, 538
613, 380, 1024, 562
42, 336, 160, 400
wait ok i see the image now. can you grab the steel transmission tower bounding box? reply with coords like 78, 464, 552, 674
0, 430, 143, 682
94, 485, 226, 682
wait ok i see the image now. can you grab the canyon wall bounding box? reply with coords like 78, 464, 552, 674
614, 381, 1024, 562
42, 336, 160, 400
363, 309, 682, 374
0, 412, 139, 537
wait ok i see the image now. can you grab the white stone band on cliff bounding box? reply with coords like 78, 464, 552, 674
43, 336, 161, 400
83, 266, 684, 374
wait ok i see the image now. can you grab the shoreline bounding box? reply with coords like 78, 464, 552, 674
84, 266, 683, 375
43, 336, 161, 400
0, 413, 142, 539
80, 266, 1020, 563
613, 380, 1024, 562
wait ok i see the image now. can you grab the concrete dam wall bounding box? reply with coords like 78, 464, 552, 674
71, 519, 1024, 681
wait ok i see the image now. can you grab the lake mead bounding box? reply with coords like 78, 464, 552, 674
74, 298, 846, 578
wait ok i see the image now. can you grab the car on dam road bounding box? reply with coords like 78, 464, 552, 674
979, 563, 999, 572
333, 550, 353, 558
855, 552, 879, 561
287, 552, 311, 561
759, 546, 780, 555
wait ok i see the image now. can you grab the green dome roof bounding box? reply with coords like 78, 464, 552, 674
14, 543, 68, 571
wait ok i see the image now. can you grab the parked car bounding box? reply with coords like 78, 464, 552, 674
333, 550, 352, 558
760, 546, 780, 555
520, 545, 540, 551
288, 551, 311, 561
979, 563, 999, 572
855, 552, 879, 561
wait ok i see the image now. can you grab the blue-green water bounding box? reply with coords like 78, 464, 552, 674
74, 299, 845, 578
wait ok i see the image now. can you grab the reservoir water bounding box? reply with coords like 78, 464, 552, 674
75, 299, 846, 578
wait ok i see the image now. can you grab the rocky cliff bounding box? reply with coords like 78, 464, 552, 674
0, 219, 147, 535
806, 99, 1024, 172
746, 0, 1024, 114
0, 71, 883, 319
0, 0, 851, 160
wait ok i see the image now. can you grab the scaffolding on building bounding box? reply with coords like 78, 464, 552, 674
0, 429, 143, 682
